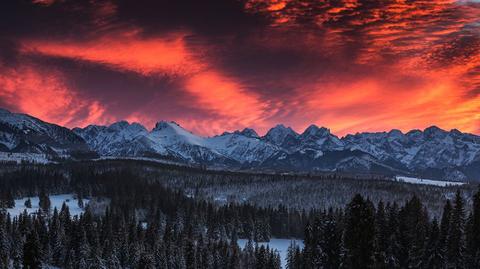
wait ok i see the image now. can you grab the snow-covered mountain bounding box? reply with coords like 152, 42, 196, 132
73, 121, 278, 166
0, 109, 95, 160
1, 108, 480, 181
206, 129, 279, 164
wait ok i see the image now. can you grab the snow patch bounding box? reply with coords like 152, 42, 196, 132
394, 176, 466, 187
0, 152, 50, 164
238, 239, 304, 268
6, 194, 89, 218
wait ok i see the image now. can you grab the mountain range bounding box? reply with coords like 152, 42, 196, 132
1, 108, 479, 181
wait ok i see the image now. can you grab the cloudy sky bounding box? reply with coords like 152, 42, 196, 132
0, 0, 479, 136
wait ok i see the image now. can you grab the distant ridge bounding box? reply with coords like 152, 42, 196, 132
1, 108, 479, 182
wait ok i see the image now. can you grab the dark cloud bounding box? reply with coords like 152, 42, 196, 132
0, 0, 102, 38
114, 0, 268, 36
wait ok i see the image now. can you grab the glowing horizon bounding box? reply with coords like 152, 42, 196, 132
1, 0, 479, 137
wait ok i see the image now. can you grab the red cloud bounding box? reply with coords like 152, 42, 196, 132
1, 0, 479, 137
22, 30, 202, 76
0, 64, 111, 128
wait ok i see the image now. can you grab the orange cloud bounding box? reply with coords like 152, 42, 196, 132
0, 65, 110, 127
301, 72, 480, 136
267, 1, 286, 11
182, 70, 274, 134
22, 30, 203, 76
18, 31, 277, 134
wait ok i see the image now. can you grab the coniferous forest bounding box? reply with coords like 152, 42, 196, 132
0, 160, 479, 268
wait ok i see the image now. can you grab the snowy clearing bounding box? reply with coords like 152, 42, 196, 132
238, 239, 304, 268
6, 194, 89, 218
0, 151, 50, 164
394, 176, 466, 187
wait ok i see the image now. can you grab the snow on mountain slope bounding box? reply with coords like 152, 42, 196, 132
2, 108, 480, 181
73, 121, 150, 156
343, 126, 480, 174
263, 124, 300, 150
206, 130, 279, 163
75, 120, 228, 164
147, 121, 229, 163
299, 125, 344, 151
149, 121, 207, 148
0, 108, 93, 159
75, 121, 280, 165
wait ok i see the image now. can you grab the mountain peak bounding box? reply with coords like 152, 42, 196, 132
108, 121, 147, 134
302, 124, 330, 137
152, 121, 181, 132
424, 125, 446, 137
266, 124, 296, 134
109, 121, 130, 130
238, 128, 259, 138
264, 124, 298, 145
388, 129, 404, 138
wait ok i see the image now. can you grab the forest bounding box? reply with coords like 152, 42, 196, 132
0, 160, 478, 268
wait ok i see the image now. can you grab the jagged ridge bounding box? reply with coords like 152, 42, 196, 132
1, 108, 479, 181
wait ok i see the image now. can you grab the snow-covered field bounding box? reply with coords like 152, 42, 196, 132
0, 151, 50, 164
6, 194, 89, 218
238, 239, 304, 268
394, 176, 466, 187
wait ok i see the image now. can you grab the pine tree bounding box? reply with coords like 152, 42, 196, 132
228, 230, 240, 269
447, 190, 466, 268
0, 217, 9, 269
374, 201, 389, 268
402, 196, 428, 268
321, 210, 342, 268
77, 229, 91, 268
344, 194, 375, 269
77, 196, 84, 209
439, 199, 452, 267
287, 241, 302, 269
5, 191, 15, 208
423, 218, 443, 269
23, 230, 42, 269
385, 202, 400, 268
11, 226, 23, 269
38, 191, 51, 214
466, 187, 480, 268
302, 220, 319, 268
25, 198, 32, 208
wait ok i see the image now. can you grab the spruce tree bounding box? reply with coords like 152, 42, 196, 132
439, 199, 452, 267
0, 218, 9, 269
38, 191, 51, 214
466, 187, 480, 268
344, 194, 375, 269
375, 201, 389, 268
23, 230, 42, 269
447, 190, 466, 268
423, 218, 443, 269
25, 198, 32, 208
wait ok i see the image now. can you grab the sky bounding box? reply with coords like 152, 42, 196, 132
0, 0, 479, 136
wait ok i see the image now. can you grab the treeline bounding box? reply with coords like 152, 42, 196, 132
0, 161, 474, 215
0, 165, 313, 240
287, 190, 480, 269
0, 204, 285, 268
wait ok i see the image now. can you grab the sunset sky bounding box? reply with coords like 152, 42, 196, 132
1, 0, 479, 136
